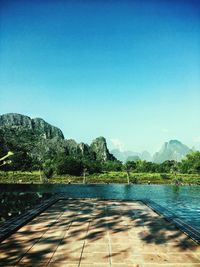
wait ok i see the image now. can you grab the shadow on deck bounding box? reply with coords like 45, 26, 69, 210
0, 199, 200, 266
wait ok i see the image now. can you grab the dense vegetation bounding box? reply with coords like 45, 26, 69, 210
0, 114, 200, 184
2, 150, 200, 174
0, 151, 200, 184
0, 170, 200, 185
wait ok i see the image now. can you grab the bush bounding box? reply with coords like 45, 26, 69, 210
55, 156, 83, 176
103, 160, 123, 172
2, 151, 33, 172
180, 151, 200, 174
43, 167, 54, 179
42, 159, 55, 179
131, 176, 138, 184
160, 173, 170, 179
173, 177, 183, 185
82, 160, 102, 174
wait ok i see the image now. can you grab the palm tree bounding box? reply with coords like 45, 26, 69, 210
124, 163, 131, 184
0, 151, 14, 167
124, 161, 136, 184
83, 168, 87, 184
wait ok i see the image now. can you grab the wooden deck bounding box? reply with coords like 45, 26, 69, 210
0, 199, 200, 266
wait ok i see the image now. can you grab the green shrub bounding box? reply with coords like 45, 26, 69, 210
55, 156, 83, 176
160, 173, 170, 179
43, 167, 54, 179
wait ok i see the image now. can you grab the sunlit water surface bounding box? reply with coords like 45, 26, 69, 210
0, 184, 200, 231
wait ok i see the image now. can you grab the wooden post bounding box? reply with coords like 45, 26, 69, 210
39, 169, 42, 183
83, 168, 87, 184
127, 170, 130, 184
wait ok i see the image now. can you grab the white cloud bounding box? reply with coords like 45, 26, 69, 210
110, 138, 125, 152
194, 136, 200, 143
161, 128, 170, 133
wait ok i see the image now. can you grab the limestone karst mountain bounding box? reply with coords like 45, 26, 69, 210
153, 140, 191, 163
91, 137, 116, 162
111, 149, 152, 162
112, 140, 191, 164
0, 113, 64, 140
0, 114, 192, 166
0, 113, 116, 164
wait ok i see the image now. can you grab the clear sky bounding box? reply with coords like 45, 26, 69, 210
0, 0, 200, 154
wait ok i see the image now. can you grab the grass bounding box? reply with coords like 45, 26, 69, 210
0, 171, 200, 184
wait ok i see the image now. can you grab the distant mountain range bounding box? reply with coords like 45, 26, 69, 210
112, 140, 191, 163
111, 149, 152, 162
0, 113, 193, 165
153, 140, 191, 163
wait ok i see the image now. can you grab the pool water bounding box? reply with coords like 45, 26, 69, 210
152, 196, 200, 232
0, 184, 200, 232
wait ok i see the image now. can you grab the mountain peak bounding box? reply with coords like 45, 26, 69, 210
91, 137, 116, 161
0, 113, 32, 128
0, 113, 116, 165
169, 139, 182, 145
153, 139, 190, 163
0, 113, 64, 140
111, 149, 152, 162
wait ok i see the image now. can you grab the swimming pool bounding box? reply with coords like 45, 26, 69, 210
1, 184, 200, 240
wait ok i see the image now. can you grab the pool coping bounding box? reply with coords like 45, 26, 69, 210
0, 194, 61, 243
0, 196, 200, 246
142, 199, 200, 245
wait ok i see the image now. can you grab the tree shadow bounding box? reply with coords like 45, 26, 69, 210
0, 199, 199, 266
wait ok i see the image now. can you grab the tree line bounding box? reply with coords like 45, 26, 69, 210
1, 148, 200, 178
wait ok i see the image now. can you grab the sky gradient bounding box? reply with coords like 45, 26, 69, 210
0, 0, 200, 154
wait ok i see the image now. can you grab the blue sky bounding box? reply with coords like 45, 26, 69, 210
0, 0, 200, 154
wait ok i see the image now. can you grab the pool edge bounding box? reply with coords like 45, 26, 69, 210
142, 199, 200, 245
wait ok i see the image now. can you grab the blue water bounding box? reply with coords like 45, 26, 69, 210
0, 184, 200, 231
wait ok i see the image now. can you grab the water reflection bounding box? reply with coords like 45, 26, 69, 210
0, 184, 200, 231
0, 192, 52, 226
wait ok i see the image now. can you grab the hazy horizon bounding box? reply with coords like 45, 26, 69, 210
1, 0, 200, 154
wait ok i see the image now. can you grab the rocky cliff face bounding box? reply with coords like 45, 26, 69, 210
0, 113, 115, 164
79, 142, 95, 159
32, 118, 64, 140
153, 140, 191, 163
0, 129, 7, 157
90, 137, 116, 161
0, 113, 32, 129
0, 113, 64, 140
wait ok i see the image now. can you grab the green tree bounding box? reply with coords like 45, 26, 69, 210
0, 151, 13, 167
124, 161, 137, 171
82, 159, 102, 174
124, 161, 136, 184
102, 160, 123, 172
135, 160, 157, 173
158, 160, 177, 173
3, 151, 33, 171
180, 151, 200, 174
55, 156, 83, 176
43, 159, 54, 179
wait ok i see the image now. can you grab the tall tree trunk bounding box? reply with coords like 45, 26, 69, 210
127, 171, 130, 184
